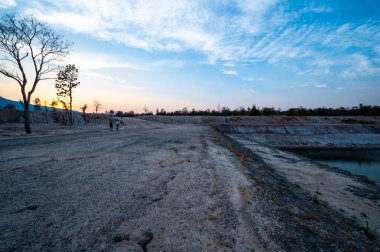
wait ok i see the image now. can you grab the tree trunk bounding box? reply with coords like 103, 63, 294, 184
69, 89, 73, 126
24, 105, 32, 134
70, 99, 73, 126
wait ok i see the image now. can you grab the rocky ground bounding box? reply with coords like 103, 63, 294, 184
0, 118, 379, 251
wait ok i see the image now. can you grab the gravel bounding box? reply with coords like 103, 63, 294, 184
0, 118, 379, 251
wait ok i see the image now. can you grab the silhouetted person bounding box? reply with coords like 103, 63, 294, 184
115, 120, 120, 131
109, 119, 113, 130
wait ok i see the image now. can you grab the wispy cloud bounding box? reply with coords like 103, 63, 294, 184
0, 0, 16, 8
21, 0, 279, 63
223, 70, 238, 75
66, 52, 142, 70
10, 0, 379, 80
340, 54, 380, 78
314, 84, 327, 88
223, 62, 235, 67
148, 60, 185, 69
289, 82, 328, 88
67, 51, 186, 73
82, 71, 144, 90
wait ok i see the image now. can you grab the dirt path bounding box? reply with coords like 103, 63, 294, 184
0, 119, 379, 251
0, 121, 263, 251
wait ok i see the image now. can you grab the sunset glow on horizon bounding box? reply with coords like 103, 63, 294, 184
1, 0, 380, 113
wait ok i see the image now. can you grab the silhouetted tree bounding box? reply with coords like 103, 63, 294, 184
221, 107, 230, 116
0, 14, 71, 133
137, 104, 380, 116
80, 104, 88, 114
124, 111, 135, 117
94, 101, 102, 113
115, 111, 124, 117
238, 107, 246, 116
59, 99, 68, 111
55, 64, 80, 126
182, 107, 188, 115
143, 104, 149, 114
80, 104, 88, 121
248, 105, 261, 116
50, 100, 58, 112
58, 99, 69, 124
262, 107, 276, 116
33, 98, 41, 110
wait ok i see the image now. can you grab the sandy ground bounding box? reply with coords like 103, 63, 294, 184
1, 118, 379, 251
0, 118, 162, 140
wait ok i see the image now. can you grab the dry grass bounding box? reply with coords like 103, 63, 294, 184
306, 212, 320, 223
239, 186, 254, 202
294, 218, 318, 233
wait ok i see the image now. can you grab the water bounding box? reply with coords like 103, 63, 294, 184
294, 149, 380, 183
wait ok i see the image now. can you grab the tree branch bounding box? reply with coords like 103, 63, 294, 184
0, 57, 18, 66
0, 13, 72, 112
0, 69, 22, 86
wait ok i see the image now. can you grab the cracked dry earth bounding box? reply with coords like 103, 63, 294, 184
0, 119, 379, 251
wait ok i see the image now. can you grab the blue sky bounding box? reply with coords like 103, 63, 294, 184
0, 0, 379, 112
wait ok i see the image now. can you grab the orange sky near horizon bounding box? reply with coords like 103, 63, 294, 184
0, 75, 168, 113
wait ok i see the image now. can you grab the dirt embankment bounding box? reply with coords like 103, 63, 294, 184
224, 133, 380, 234
141, 115, 380, 125
141, 115, 380, 149
0, 109, 111, 125
215, 117, 380, 149
0, 118, 379, 251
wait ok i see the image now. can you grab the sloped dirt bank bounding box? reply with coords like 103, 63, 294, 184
214, 124, 380, 149
218, 131, 380, 241
233, 133, 380, 149
0, 109, 111, 125
141, 115, 380, 126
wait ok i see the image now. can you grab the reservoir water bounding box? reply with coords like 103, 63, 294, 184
294, 150, 380, 183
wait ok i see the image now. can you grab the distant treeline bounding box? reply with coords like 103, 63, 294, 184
110, 104, 380, 117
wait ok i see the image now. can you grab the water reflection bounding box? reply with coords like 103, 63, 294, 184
294, 150, 380, 183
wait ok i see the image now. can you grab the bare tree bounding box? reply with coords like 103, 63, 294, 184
94, 101, 102, 114
55, 64, 80, 126
0, 14, 71, 133
143, 104, 149, 114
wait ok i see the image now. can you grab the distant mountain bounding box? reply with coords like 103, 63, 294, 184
0, 96, 28, 110
0, 96, 82, 113
0, 96, 46, 111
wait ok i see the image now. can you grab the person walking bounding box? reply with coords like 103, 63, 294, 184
115, 120, 120, 131
109, 118, 113, 130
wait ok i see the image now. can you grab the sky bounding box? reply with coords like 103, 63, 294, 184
0, 0, 380, 113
